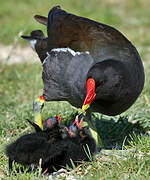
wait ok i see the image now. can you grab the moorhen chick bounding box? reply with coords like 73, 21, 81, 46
6, 115, 96, 174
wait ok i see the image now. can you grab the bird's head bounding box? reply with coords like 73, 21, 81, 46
82, 60, 126, 113
68, 113, 88, 138
33, 95, 45, 113
65, 116, 79, 138
67, 124, 78, 138
21, 30, 46, 51
81, 62, 106, 112
43, 114, 61, 130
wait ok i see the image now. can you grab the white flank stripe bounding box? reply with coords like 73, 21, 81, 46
51, 48, 82, 56
42, 52, 50, 65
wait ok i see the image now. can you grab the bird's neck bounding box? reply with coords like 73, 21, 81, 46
29, 39, 37, 51
85, 111, 103, 148
35, 39, 48, 62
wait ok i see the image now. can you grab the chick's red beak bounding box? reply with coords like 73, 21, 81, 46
82, 78, 96, 112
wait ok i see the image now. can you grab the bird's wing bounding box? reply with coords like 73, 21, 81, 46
6, 134, 48, 164
46, 6, 130, 59
34, 15, 47, 26
34, 6, 132, 60
26, 119, 42, 132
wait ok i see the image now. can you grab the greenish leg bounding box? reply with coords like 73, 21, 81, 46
33, 97, 45, 129
85, 110, 103, 149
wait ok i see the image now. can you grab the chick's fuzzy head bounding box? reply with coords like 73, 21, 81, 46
43, 114, 61, 130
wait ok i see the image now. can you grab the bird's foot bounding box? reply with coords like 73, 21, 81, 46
84, 111, 104, 149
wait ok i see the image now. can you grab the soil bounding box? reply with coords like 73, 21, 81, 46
0, 44, 39, 64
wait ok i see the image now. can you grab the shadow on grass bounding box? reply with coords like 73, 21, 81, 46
94, 115, 147, 149
63, 112, 147, 150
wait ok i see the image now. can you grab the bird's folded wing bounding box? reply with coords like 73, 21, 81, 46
35, 6, 129, 59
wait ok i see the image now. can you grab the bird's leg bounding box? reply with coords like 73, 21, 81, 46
85, 110, 103, 149
33, 96, 45, 129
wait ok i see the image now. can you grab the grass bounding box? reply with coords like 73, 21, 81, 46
0, 0, 150, 62
0, 0, 150, 179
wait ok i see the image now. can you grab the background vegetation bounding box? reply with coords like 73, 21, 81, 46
0, 0, 150, 179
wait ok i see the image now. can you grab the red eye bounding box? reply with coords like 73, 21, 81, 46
100, 81, 104, 86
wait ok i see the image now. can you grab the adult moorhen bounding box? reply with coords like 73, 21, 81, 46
34, 6, 145, 115
23, 6, 145, 144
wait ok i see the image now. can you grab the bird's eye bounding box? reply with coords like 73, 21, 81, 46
100, 80, 104, 86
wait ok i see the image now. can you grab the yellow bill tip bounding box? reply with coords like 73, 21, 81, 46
82, 104, 90, 112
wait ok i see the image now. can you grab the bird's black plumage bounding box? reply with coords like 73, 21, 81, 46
6, 118, 96, 174
39, 6, 144, 116
21, 6, 145, 147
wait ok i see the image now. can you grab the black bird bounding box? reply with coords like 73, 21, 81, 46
27, 113, 61, 132
39, 6, 144, 115
6, 116, 62, 174
6, 116, 96, 174
23, 6, 145, 144
21, 30, 48, 63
